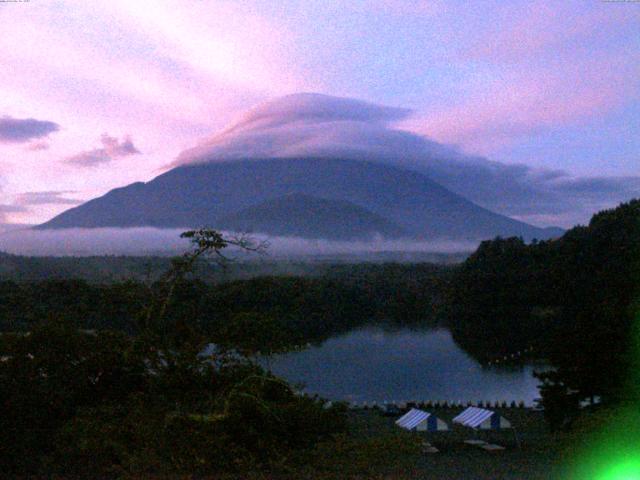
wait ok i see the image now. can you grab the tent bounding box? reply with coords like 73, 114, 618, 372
452, 407, 511, 430
453, 406, 520, 449
395, 408, 449, 432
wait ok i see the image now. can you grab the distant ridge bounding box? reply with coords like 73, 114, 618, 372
217, 193, 407, 240
39, 158, 563, 241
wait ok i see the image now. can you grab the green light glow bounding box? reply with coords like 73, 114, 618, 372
565, 307, 640, 480
598, 459, 640, 480
565, 406, 640, 480
562, 210, 640, 479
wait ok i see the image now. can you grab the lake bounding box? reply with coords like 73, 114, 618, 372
265, 327, 544, 406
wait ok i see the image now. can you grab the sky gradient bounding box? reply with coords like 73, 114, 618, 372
1, 0, 638, 227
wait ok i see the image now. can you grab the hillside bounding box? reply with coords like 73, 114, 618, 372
217, 193, 406, 240
39, 158, 562, 241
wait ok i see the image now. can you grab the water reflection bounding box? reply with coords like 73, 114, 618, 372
263, 327, 543, 406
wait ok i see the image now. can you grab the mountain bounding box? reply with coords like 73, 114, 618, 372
39, 157, 562, 241
216, 193, 406, 240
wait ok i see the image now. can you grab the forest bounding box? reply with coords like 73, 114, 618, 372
0, 234, 454, 476
449, 199, 640, 425
1, 200, 639, 476
0, 263, 451, 346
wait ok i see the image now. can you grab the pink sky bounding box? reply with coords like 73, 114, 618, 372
0, 0, 638, 224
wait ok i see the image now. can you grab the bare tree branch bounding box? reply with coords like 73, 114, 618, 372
140, 228, 265, 333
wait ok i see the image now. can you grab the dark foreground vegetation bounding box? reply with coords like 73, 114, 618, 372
0, 320, 346, 476
0, 231, 349, 477
1, 199, 639, 477
450, 199, 640, 427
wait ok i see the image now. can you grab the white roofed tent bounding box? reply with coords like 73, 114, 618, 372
452, 407, 511, 430
453, 407, 521, 449
395, 408, 449, 432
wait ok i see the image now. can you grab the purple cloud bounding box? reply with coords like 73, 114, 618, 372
0, 203, 29, 223
66, 134, 140, 167
0, 190, 81, 224
0, 116, 60, 143
174, 93, 446, 166
15, 191, 82, 206
0, 204, 28, 213
174, 93, 640, 227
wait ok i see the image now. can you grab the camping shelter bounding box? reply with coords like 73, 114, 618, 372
452, 407, 511, 430
453, 406, 520, 448
395, 408, 449, 432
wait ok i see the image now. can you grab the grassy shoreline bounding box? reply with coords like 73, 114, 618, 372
288, 408, 561, 480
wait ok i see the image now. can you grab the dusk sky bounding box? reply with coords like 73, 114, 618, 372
1, 0, 639, 227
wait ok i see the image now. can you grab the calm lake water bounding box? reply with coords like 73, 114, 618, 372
265, 327, 544, 406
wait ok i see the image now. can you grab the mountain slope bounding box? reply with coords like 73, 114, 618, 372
39, 158, 560, 241
216, 193, 406, 240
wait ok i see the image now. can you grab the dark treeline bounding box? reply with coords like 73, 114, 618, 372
0, 230, 351, 477
0, 253, 333, 283
0, 230, 465, 477
448, 199, 640, 424
0, 263, 452, 351
0, 251, 465, 283
0, 251, 175, 283
2, 198, 638, 458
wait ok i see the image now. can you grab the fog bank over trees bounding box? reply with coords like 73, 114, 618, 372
0, 227, 479, 257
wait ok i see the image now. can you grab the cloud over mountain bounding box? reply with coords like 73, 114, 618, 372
174, 93, 639, 227
174, 93, 447, 165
